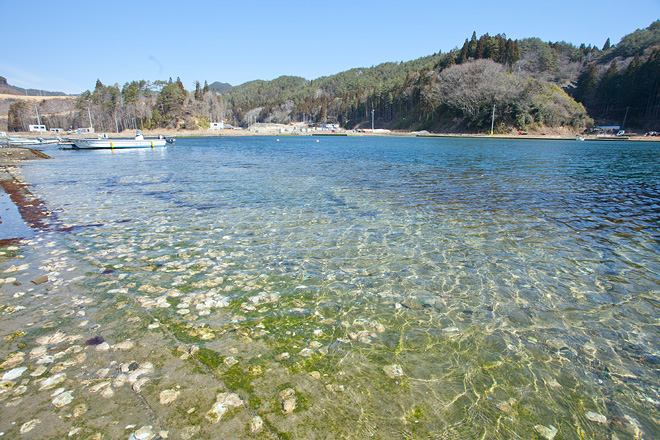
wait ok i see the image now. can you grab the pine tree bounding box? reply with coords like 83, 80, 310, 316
602, 38, 611, 51
619, 54, 644, 114
574, 64, 598, 103
598, 60, 621, 107
502, 39, 520, 67
476, 36, 486, 59
194, 81, 201, 100
458, 39, 469, 64
446, 53, 456, 68
468, 32, 478, 59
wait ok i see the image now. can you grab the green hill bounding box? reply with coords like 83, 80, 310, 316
7, 21, 659, 134
208, 81, 233, 93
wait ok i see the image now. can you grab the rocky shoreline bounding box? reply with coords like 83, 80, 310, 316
0, 149, 53, 245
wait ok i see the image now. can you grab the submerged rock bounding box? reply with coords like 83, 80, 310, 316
84, 336, 104, 346
1, 366, 27, 381
38, 373, 66, 390
0, 352, 25, 369
275, 352, 290, 361
31, 275, 49, 285
19, 419, 41, 434
159, 389, 180, 405
534, 424, 558, 440
73, 403, 88, 417
130, 425, 155, 440
250, 416, 264, 433
383, 364, 404, 379
279, 388, 297, 413
205, 392, 243, 423
585, 411, 607, 424
36, 331, 68, 345
52, 390, 74, 407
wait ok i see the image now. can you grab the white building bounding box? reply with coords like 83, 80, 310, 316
209, 122, 224, 130
29, 125, 46, 132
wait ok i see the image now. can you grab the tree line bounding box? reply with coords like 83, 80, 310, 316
574, 21, 660, 129
6, 21, 659, 133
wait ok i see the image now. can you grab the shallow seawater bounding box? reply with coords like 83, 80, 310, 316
0, 190, 34, 240
1, 136, 659, 439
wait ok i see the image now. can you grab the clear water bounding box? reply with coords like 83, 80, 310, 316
3, 136, 660, 439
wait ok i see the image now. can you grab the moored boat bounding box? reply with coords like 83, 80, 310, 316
72, 131, 173, 149
1, 136, 58, 147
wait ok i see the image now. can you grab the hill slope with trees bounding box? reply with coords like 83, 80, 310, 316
2, 21, 658, 134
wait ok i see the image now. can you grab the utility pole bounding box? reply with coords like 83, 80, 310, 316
490, 105, 495, 135
622, 106, 630, 130
87, 107, 94, 132
34, 104, 42, 132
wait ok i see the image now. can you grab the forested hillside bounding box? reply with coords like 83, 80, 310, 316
574, 20, 660, 129
3, 21, 659, 133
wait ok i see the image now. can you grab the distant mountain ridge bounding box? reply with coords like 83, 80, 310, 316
0, 76, 68, 97
208, 81, 232, 93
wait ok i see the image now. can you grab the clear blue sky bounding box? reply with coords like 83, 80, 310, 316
2, 0, 659, 95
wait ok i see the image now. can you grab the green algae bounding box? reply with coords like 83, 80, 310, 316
221, 364, 255, 394
195, 347, 223, 370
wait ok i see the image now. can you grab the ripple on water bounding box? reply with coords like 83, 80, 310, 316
3, 137, 659, 439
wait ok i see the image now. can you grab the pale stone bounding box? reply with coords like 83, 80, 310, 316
250, 416, 264, 433
383, 364, 404, 379
282, 397, 297, 413
38, 373, 67, 390
159, 389, 180, 405
0, 352, 25, 369
586, 411, 607, 424
275, 352, 290, 361
133, 426, 155, 440
20, 419, 41, 434
2, 367, 27, 381
534, 425, 558, 440
113, 340, 135, 350
52, 390, 74, 407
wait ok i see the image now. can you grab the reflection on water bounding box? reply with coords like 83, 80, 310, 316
2, 137, 659, 439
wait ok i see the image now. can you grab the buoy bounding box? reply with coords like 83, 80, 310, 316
151, 140, 154, 148
110, 141, 114, 149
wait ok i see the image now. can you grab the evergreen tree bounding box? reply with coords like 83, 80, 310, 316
468, 32, 478, 59
194, 81, 202, 100
597, 60, 621, 106
476, 36, 486, 59
574, 64, 599, 103
458, 39, 469, 64
602, 37, 611, 51
176, 77, 185, 91
446, 53, 456, 68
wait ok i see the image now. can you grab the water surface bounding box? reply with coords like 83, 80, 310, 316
1, 136, 659, 439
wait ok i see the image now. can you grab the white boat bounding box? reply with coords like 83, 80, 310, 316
72, 131, 173, 149
0, 136, 53, 147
